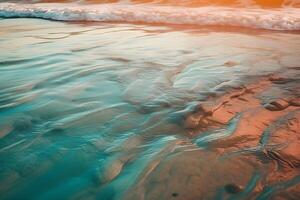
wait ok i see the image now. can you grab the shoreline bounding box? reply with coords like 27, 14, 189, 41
0, 18, 299, 200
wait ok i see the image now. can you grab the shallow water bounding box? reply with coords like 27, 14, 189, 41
0, 16, 300, 200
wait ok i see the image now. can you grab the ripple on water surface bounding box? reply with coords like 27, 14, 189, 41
0, 18, 300, 200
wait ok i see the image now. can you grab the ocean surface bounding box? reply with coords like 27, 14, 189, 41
0, 0, 300, 200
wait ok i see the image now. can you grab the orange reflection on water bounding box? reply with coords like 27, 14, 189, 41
38, 0, 295, 8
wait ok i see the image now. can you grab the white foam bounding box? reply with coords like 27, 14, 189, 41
1, 3, 300, 30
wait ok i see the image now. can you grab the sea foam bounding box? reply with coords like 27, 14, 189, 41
0, 3, 300, 30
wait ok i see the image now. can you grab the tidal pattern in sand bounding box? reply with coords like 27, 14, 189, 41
0, 16, 300, 200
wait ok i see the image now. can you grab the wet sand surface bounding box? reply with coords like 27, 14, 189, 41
126, 75, 300, 200
0, 19, 300, 200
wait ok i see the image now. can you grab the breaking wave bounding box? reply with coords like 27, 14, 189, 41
0, 2, 300, 30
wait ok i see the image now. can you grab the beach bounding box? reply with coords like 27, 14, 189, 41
0, 1, 300, 199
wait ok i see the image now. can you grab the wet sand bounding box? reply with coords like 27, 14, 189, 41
0, 18, 300, 200
125, 73, 300, 200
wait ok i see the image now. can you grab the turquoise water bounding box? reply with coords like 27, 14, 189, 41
1, 18, 300, 200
